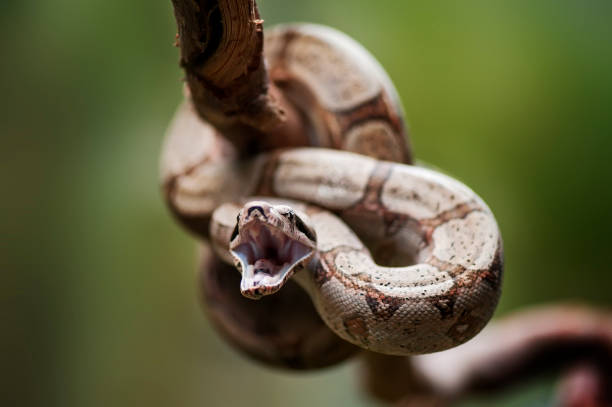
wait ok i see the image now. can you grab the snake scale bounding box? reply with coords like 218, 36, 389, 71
161, 24, 503, 361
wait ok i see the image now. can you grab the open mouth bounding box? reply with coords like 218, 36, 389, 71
230, 223, 314, 299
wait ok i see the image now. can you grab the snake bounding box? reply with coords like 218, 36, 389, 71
161, 24, 503, 359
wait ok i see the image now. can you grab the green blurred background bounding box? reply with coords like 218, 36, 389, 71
3, 1, 611, 406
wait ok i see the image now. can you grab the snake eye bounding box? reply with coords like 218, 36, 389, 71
294, 215, 316, 242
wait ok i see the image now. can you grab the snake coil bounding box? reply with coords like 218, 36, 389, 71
161, 24, 503, 366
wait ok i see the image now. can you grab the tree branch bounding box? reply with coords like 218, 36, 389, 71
171, 0, 307, 153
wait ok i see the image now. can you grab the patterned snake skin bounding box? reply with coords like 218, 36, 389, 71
161, 24, 503, 359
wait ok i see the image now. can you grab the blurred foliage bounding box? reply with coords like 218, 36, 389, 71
2, 1, 611, 406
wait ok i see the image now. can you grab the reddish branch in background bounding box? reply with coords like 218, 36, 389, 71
361, 304, 612, 406
169, 1, 612, 406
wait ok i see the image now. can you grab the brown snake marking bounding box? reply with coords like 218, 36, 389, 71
318, 244, 502, 319
162, 24, 503, 358
218, 149, 503, 354
267, 26, 411, 163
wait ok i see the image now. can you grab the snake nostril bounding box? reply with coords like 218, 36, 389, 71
247, 205, 266, 219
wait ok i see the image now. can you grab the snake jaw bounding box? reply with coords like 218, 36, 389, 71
230, 203, 316, 300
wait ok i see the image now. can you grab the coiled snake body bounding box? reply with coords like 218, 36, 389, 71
161, 24, 503, 360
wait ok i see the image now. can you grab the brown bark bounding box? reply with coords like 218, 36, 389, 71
359, 352, 435, 404
171, 0, 308, 153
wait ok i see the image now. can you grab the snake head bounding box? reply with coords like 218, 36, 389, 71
229, 201, 317, 299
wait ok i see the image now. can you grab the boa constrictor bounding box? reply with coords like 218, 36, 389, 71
161, 24, 503, 359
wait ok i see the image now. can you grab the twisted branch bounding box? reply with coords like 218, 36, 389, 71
171, 0, 307, 153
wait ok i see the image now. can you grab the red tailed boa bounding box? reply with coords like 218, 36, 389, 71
161, 24, 503, 361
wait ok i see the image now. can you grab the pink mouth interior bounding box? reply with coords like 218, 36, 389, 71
231, 224, 312, 299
